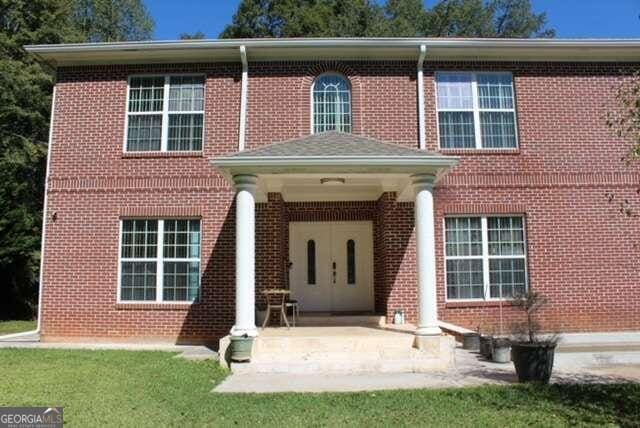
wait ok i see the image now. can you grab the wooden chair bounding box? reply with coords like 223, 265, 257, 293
262, 289, 290, 329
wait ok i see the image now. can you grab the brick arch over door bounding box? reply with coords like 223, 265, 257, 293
300, 62, 364, 135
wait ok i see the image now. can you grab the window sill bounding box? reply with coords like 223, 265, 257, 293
439, 148, 520, 156
115, 302, 197, 311
122, 151, 203, 159
445, 300, 517, 309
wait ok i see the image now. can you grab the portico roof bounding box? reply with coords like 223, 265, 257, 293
223, 131, 441, 158
211, 132, 458, 202
212, 131, 458, 174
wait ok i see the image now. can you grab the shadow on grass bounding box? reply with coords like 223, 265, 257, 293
525, 383, 640, 427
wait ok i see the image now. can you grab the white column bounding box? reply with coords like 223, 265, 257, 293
412, 173, 442, 336
230, 174, 258, 337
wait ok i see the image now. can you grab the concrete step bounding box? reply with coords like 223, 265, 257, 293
252, 334, 415, 356
219, 326, 457, 374
296, 315, 385, 326
231, 353, 451, 375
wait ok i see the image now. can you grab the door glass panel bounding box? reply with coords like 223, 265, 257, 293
347, 239, 356, 284
307, 240, 316, 285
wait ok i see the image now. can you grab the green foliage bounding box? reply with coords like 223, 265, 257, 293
0, 0, 79, 319
2, 349, 640, 426
72, 0, 154, 42
605, 71, 640, 217
0, 0, 154, 320
221, 0, 554, 38
490, 0, 555, 38
180, 31, 206, 40
220, 0, 390, 38
426, 0, 495, 37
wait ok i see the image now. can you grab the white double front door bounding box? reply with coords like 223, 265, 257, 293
289, 221, 374, 313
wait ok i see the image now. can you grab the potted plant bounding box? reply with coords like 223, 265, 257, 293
492, 337, 511, 363
477, 322, 492, 359
479, 333, 493, 359
510, 292, 557, 383
491, 283, 511, 363
462, 331, 480, 351
230, 333, 254, 362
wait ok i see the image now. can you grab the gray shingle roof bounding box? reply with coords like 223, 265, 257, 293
226, 132, 442, 158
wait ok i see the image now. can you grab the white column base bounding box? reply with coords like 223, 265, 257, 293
415, 325, 442, 336
230, 325, 259, 337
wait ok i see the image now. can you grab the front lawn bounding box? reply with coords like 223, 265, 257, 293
0, 320, 36, 335
1, 349, 638, 427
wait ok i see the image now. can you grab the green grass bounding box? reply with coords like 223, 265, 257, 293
1, 349, 639, 427
0, 320, 36, 335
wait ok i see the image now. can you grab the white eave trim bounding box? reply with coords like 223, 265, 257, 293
24, 37, 640, 66
25, 37, 640, 53
212, 155, 459, 168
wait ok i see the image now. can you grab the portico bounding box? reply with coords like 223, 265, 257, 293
212, 132, 458, 345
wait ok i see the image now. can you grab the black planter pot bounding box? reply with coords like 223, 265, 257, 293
511, 341, 557, 383
462, 333, 480, 351
479, 336, 493, 358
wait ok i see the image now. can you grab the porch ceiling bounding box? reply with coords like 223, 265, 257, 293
211, 132, 459, 202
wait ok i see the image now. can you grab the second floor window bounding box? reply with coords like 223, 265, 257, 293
126, 75, 205, 152
436, 72, 517, 149
313, 74, 351, 133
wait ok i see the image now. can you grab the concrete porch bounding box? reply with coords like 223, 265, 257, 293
219, 315, 456, 374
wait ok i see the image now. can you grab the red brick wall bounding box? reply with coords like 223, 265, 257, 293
41, 60, 640, 343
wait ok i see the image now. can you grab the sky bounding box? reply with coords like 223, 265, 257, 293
146, 0, 640, 41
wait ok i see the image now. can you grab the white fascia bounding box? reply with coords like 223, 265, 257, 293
238, 45, 248, 151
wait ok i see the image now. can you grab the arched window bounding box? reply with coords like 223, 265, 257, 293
312, 74, 352, 133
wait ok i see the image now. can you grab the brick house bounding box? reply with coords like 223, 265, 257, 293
25, 38, 640, 351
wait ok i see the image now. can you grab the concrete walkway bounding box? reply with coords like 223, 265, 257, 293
214, 347, 640, 393
0, 333, 217, 361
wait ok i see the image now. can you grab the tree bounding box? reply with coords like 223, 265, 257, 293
0, 0, 81, 319
1, 0, 155, 320
490, 0, 555, 38
220, 0, 390, 38
605, 72, 640, 217
425, 0, 495, 37
72, 0, 154, 42
220, 0, 555, 38
383, 0, 428, 37
180, 31, 206, 40
426, 0, 554, 37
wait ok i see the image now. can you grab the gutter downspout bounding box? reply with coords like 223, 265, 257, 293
0, 86, 56, 341
417, 44, 427, 150
238, 45, 248, 151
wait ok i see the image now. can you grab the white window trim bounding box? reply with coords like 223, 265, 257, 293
117, 218, 202, 304
443, 214, 529, 302
309, 72, 352, 135
122, 73, 206, 153
434, 71, 519, 150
